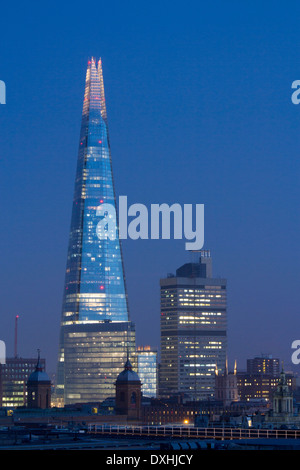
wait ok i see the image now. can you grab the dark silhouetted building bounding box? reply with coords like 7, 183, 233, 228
27, 352, 51, 409
115, 359, 142, 420
215, 360, 239, 406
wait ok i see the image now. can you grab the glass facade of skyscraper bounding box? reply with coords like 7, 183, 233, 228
137, 346, 158, 398
63, 323, 136, 403
61, 59, 128, 324
56, 58, 135, 405
159, 251, 227, 401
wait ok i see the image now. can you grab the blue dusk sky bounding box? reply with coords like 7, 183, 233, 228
0, 1, 300, 374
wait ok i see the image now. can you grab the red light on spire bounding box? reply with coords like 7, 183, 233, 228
100, 285, 104, 290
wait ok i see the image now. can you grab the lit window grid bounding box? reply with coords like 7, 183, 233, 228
137, 352, 157, 398
63, 325, 136, 403
159, 282, 227, 400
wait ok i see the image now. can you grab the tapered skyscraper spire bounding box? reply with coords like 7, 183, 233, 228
55, 59, 135, 406
97, 58, 108, 123
60, 57, 129, 323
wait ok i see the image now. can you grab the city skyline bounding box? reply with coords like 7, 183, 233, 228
1, 2, 300, 379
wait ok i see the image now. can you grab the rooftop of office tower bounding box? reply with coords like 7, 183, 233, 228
175, 250, 213, 279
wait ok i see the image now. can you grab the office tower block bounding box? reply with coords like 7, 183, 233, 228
159, 250, 227, 400
137, 346, 158, 398
237, 356, 295, 402
0, 356, 46, 407
55, 58, 135, 405
237, 371, 296, 402
247, 355, 280, 377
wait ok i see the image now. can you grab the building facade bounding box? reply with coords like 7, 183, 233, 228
0, 357, 46, 408
263, 367, 300, 428
137, 346, 158, 398
27, 352, 51, 409
237, 371, 296, 402
159, 250, 227, 401
215, 361, 239, 406
247, 355, 280, 376
115, 359, 142, 420
56, 58, 135, 405
272, 368, 293, 416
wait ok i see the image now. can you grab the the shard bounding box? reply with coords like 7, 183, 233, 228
55, 58, 136, 405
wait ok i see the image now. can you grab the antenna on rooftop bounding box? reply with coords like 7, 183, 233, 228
14, 315, 19, 358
